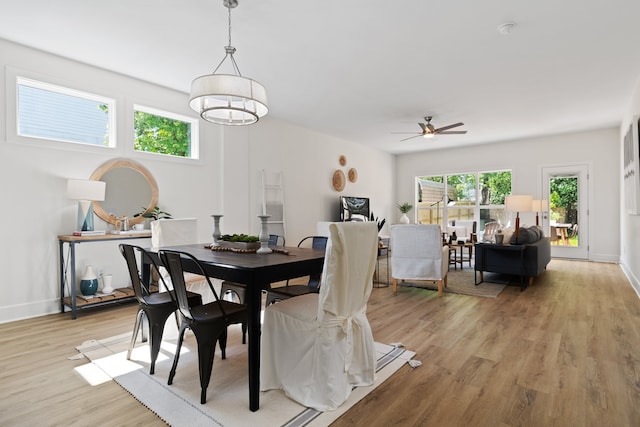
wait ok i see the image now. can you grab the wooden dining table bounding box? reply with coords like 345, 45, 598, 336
144, 243, 326, 411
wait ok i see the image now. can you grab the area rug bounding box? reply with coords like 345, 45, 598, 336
376, 263, 506, 298
74, 324, 415, 427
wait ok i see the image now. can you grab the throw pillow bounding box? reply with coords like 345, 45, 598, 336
510, 227, 533, 244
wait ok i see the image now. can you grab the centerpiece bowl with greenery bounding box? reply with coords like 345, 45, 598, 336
218, 233, 261, 251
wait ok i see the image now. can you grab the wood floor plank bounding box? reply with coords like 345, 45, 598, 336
0, 259, 639, 426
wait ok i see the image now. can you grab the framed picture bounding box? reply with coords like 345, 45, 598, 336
623, 116, 640, 214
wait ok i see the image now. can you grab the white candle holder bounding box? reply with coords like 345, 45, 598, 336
257, 214, 272, 254
211, 214, 223, 247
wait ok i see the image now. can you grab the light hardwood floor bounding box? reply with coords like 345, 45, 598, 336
1, 259, 639, 426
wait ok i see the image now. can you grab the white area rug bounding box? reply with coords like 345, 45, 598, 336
75, 323, 414, 427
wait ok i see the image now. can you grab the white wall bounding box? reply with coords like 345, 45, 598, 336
620, 75, 640, 297
395, 128, 621, 263
0, 38, 395, 323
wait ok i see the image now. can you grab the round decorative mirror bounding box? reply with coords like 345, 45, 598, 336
90, 158, 159, 226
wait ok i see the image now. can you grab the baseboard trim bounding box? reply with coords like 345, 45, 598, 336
0, 298, 59, 324
620, 262, 640, 300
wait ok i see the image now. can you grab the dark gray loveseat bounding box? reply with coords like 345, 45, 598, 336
475, 227, 551, 288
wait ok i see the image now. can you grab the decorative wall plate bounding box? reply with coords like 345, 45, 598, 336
339, 155, 347, 166
348, 168, 358, 183
332, 170, 346, 191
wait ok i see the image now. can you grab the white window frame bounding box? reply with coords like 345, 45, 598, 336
14, 76, 116, 148
133, 104, 200, 160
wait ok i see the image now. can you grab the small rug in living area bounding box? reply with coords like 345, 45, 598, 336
73, 324, 415, 427
377, 262, 507, 298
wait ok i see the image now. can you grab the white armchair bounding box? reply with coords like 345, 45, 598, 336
390, 224, 449, 297
260, 222, 378, 411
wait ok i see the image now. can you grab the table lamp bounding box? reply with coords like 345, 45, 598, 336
531, 199, 548, 226
67, 179, 106, 231
505, 194, 532, 243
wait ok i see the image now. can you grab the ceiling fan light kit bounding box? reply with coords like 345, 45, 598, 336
394, 116, 467, 142
189, 0, 268, 125
497, 22, 517, 35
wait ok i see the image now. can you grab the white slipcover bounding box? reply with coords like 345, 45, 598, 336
390, 224, 449, 297
260, 222, 378, 411
151, 218, 215, 303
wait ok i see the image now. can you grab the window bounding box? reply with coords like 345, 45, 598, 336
133, 105, 199, 159
417, 170, 512, 232
17, 77, 115, 147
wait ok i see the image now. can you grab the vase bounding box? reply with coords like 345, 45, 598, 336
211, 214, 223, 247
399, 213, 410, 224
80, 265, 99, 296
257, 214, 273, 254
101, 273, 114, 294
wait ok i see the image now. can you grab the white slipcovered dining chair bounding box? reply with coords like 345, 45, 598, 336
151, 218, 214, 303
260, 222, 378, 411
390, 224, 449, 297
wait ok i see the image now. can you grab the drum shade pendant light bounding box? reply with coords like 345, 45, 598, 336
189, 0, 268, 125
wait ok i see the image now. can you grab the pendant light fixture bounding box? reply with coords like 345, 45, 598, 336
189, 0, 268, 125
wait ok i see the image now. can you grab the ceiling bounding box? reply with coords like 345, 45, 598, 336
2, 0, 640, 154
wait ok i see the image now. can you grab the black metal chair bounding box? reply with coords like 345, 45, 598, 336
265, 236, 328, 305
268, 234, 286, 247
119, 244, 202, 375
159, 249, 248, 404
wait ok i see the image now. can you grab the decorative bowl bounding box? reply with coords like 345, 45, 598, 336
218, 241, 261, 251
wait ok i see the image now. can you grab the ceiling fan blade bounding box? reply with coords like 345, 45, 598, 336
434, 122, 464, 132
418, 123, 427, 132
436, 130, 467, 135
391, 132, 422, 134
426, 123, 435, 132
400, 134, 424, 142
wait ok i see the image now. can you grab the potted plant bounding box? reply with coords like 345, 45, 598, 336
134, 206, 172, 221
396, 202, 413, 224
370, 212, 386, 233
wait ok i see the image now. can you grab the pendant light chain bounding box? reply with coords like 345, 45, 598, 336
227, 4, 232, 48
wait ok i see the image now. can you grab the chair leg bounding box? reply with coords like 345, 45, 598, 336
217, 328, 228, 359
168, 323, 188, 385
127, 309, 145, 361
392, 278, 398, 294
437, 280, 443, 297
192, 325, 226, 404
147, 310, 171, 375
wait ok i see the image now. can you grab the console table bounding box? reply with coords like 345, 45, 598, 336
58, 232, 152, 319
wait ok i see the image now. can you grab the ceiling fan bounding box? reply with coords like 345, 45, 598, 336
393, 116, 467, 141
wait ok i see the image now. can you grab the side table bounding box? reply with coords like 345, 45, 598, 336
474, 242, 527, 291
374, 244, 389, 287
449, 242, 474, 269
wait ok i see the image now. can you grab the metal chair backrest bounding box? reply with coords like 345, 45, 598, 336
119, 244, 171, 305
297, 235, 329, 250
158, 249, 226, 321
269, 234, 285, 247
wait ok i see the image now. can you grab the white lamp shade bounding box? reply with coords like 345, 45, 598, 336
531, 199, 549, 212
505, 195, 533, 213
67, 179, 106, 201
189, 74, 268, 125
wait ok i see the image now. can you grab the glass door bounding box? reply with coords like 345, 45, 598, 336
542, 164, 589, 259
